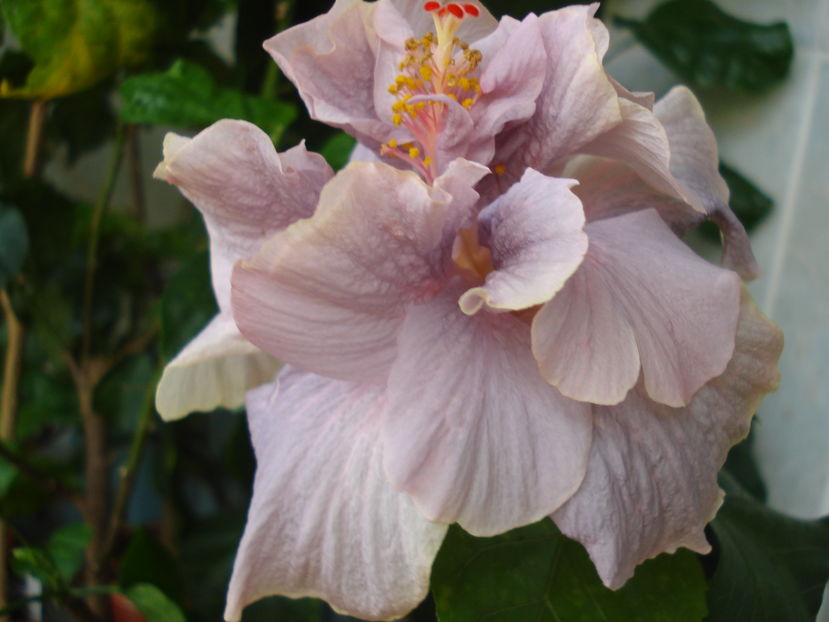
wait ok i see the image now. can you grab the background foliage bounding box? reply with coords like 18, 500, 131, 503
0, 0, 823, 621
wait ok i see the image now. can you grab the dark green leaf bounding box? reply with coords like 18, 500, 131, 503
618, 0, 793, 92
320, 132, 356, 171
47, 523, 92, 584
706, 473, 829, 622
721, 428, 766, 502
120, 528, 182, 601
124, 583, 187, 622
160, 249, 217, 360
700, 162, 774, 242
720, 162, 774, 231
46, 83, 117, 163
120, 59, 297, 138
0, 0, 159, 99
10, 547, 62, 589
0, 460, 17, 499
0, 204, 28, 287
432, 520, 708, 622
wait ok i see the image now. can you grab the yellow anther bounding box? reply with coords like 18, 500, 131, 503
392, 100, 406, 112
403, 93, 413, 102
423, 32, 434, 43
388, 84, 398, 94
447, 93, 458, 101
423, 157, 433, 167
459, 40, 469, 50
446, 73, 458, 87
406, 104, 417, 117
494, 163, 506, 175
408, 147, 420, 159
459, 77, 471, 90
470, 78, 481, 92
405, 37, 419, 50
392, 113, 403, 126
406, 76, 418, 89
388, 139, 398, 148
419, 65, 433, 81
415, 102, 426, 110
462, 98, 474, 109
395, 75, 407, 85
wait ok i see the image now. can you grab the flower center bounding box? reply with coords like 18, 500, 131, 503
381, 2, 483, 181
452, 226, 493, 284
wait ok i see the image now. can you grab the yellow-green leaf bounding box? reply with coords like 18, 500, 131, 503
0, 0, 159, 99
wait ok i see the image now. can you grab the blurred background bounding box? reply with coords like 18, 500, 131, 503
0, 0, 827, 620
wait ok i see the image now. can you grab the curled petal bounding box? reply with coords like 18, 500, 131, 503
553, 290, 782, 589
225, 369, 446, 621
155, 315, 280, 421
654, 87, 759, 279
232, 161, 486, 383
532, 209, 741, 407
265, 0, 393, 148
384, 282, 592, 536
460, 169, 587, 314
488, 4, 622, 189
154, 120, 332, 311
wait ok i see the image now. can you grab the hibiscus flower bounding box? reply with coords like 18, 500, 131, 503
154, 1, 783, 620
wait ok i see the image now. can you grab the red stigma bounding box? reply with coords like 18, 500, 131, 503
445, 3, 464, 18
463, 3, 480, 16
423, 1, 441, 12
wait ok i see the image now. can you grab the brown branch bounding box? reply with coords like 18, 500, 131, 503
23, 100, 47, 178
0, 289, 24, 622
126, 125, 145, 222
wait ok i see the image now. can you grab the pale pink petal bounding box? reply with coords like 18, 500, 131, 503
459, 169, 587, 314
383, 282, 592, 536
153, 120, 332, 311
532, 209, 741, 407
654, 87, 759, 279
580, 86, 758, 279
463, 14, 547, 165
553, 290, 782, 589
232, 160, 486, 383
225, 368, 446, 621
487, 4, 622, 187
155, 314, 280, 421
265, 0, 395, 149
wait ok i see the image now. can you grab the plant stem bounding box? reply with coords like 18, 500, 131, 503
82, 125, 126, 364
100, 368, 160, 564
23, 100, 46, 178
0, 289, 24, 622
126, 125, 145, 222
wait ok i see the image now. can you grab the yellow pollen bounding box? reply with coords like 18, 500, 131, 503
447, 93, 457, 101
423, 157, 433, 167
408, 147, 420, 158
388, 139, 398, 148
392, 100, 405, 112
494, 163, 506, 175
419, 65, 433, 81
459, 77, 470, 90
446, 73, 458, 87
462, 98, 474, 109
415, 102, 426, 110
395, 75, 407, 85
406, 37, 419, 50
388, 84, 398, 94
406, 104, 417, 117
392, 113, 403, 126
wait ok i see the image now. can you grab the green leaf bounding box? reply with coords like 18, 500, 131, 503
124, 583, 187, 622
720, 162, 774, 231
0, 459, 17, 499
46, 523, 92, 584
159, 249, 217, 361
320, 132, 356, 171
700, 162, 774, 242
0, 204, 28, 287
120, 59, 297, 138
706, 473, 829, 622
0, 0, 159, 99
618, 0, 793, 93
10, 547, 62, 589
120, 528, 182, 601
432, 520, 708, 622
